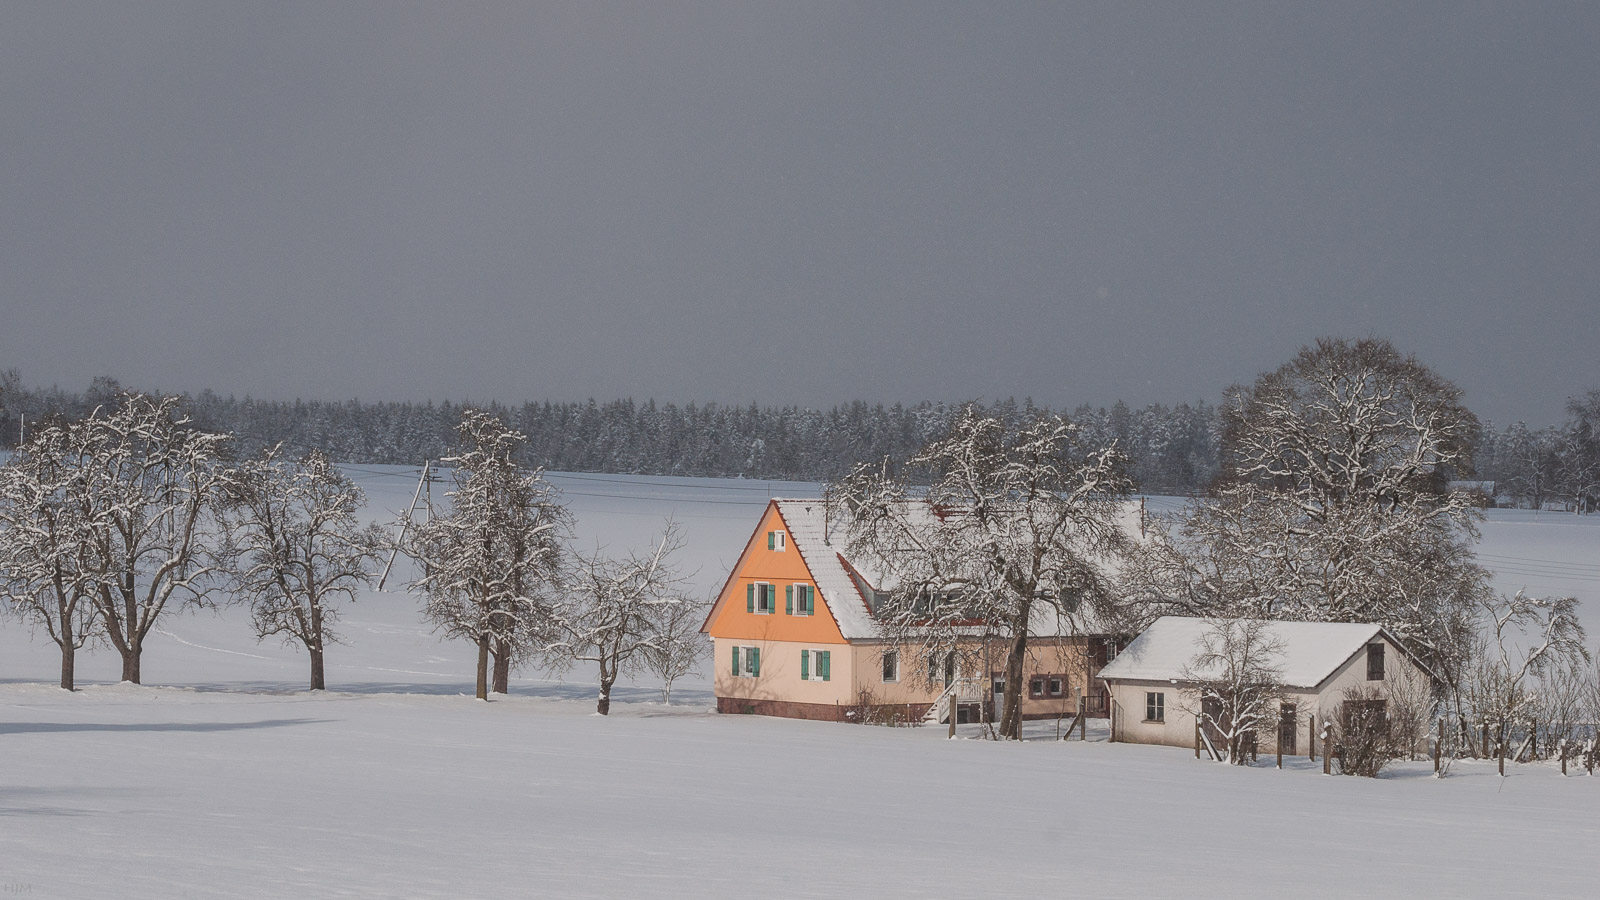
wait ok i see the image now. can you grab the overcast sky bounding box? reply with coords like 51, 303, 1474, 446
1, 2, 1595, 425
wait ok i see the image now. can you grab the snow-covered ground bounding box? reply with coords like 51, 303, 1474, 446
1, 472, 1597, 898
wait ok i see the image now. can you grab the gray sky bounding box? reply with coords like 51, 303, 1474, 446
1, 2, 1595, 425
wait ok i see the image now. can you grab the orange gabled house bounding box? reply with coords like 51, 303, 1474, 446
702, 499, 1122, 723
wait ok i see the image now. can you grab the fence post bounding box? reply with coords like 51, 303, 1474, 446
1434, 717, 1443, 774
1308, 718, 1316, 762
1321, 721, 1332, 775
1084, 696, 1091, 742
1195, 720, 1201, 759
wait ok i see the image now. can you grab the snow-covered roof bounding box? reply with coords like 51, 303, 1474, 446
1097, 616, 1390, 690
771, 499, 881, 640
772, 498, 1143, 641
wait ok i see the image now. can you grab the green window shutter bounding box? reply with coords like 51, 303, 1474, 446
768, 531, 775, 550
800, 649, 809, 680
820, 651, 831, 681
751, 647, 761, 677
785, 584, 794, 615
805, 586, 815, 615
732, 645, 740, 676
747, 583, 755, 613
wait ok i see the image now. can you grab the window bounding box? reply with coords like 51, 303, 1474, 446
1342, 698, 1389, 735
928, 651, 954, 687
786, 584, 815, 616
1027, 675, 1066, 699
800, 649, 831, 682
731, 645, 760, 678
1146, 691, 1165, 723
881, 650, 899, 683
768, 530, 786, 551
747, 582, 776, 615
1366, 643, 1385, 681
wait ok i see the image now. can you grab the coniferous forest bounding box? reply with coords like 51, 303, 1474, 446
0, 370, 1594, 507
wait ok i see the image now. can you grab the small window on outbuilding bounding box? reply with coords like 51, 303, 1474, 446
1367, 643, 1385, 681
1146, 691, 1165, 723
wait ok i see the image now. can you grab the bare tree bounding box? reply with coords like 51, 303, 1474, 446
0, 421, 97, 689
1382, 665, 1438, 762
831, 406, 1132, 740
644, 585, 710, 705
221, 447, 385, 690
406, 410, 569, 700
1504, 422, 1562, 510
1181, 617, 1288, 765
1329, 684, 1406, 777
1459, 591, 1589, 774
72, 393, 232, 684
1556, 391, 1600, 514
1123, 338, 1490, 687
549, 522, 693, 715
1535, 662, 1589, 771
1584, 658, 1600, 774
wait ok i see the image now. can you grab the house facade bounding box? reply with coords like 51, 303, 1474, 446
1098, 616, 1434, 757
702, 499, 1122, 723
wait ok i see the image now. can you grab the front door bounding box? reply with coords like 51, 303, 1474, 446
1279, 703, 1298, 755
1200, 695, 1227, 751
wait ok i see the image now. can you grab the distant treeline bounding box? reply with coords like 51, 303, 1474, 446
0, 373, 1221, 493
4, 372, 1589, 504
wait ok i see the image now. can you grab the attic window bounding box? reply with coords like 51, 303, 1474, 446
1367, 643, 1385, 681
768, 530, 786, 551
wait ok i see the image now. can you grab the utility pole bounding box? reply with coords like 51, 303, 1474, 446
377, 460, 432, 590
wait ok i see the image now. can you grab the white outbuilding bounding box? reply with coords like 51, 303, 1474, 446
1098, 616, 1434, 758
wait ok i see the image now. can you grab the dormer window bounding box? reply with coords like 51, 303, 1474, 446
768, 530, 786, 551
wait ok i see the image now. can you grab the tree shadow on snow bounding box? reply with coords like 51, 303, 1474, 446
0, 785, 138, 817
0, 718, 327, 735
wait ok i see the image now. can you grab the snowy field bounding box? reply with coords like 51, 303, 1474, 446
1, 471, 1597, 898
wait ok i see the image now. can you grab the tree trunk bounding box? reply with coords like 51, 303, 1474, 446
59, 643, 76, 692
475, 635, 490, 701
1000, 629, 1028, 740
121, 640, 141, 684
492, 638, 511, 695
58, 608, 76, 691
309, 605, 326, 691
309, 646, 326, 691
597, 672, 614, 716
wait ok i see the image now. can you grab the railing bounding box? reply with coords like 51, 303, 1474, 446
921, 677, 987, 725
